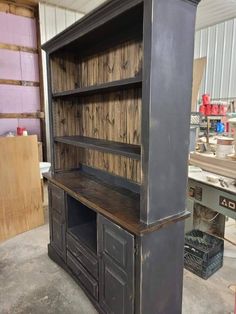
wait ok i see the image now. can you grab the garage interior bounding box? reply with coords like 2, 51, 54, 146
0, 0, 236, 314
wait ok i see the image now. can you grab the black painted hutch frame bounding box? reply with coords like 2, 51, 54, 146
42, 0, 200, 313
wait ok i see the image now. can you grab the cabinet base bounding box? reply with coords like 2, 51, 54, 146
48, 244, 105, 314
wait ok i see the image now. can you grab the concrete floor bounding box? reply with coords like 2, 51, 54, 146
0, 221, 235, 314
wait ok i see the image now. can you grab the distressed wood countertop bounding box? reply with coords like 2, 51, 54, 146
44, 171, 189, 236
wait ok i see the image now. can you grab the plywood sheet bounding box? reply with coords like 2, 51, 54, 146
192, 57, 206, 111
0, 135, 44, 242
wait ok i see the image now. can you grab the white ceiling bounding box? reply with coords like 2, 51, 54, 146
40, 0, 236, 30
40, 0, 105, 14
196, 0, 236, 30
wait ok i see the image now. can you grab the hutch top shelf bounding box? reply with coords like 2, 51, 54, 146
43, 0, 200, 226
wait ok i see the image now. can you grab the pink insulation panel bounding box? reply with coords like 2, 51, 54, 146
0, 12, 37, 48
0, 85, 40, 113
0, 12, 40, 138
0, 85, 41, 137
18, 118, 41, 139
0, 49, 39, 81
20, 51, 39, 82
0, 49, 21, 80
0, 119, 41, 139
0, 119, 18, 135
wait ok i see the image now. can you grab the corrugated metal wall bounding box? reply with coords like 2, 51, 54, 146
195, 18, 236, 102
39, 3, 83, 160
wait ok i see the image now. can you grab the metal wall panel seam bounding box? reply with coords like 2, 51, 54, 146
212, 24, 218, 97
228, 18, 236, 98
205, 27, 210, 93
219, 22, 227, 99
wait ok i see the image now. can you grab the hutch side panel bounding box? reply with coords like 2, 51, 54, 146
136, 220, 185, 314
141, 0, 198, 223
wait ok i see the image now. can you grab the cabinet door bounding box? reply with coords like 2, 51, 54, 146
48, 183, 66, 260
100, 255, 134, 314
98, 215, 134, 314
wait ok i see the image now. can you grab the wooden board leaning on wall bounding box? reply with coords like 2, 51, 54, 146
0, 135, 44, 242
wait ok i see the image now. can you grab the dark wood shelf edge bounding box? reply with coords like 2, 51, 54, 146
43, 171, 190, 236
140, 210, 191, 236
54, 136, 141, 160
52, 76, 142, 98
81, 164, 140, 194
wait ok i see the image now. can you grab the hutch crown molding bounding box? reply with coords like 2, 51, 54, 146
42, 0, 201, 313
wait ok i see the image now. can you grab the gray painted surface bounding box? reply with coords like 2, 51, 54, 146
137, 221, 185, 314
141, 0, 197, 224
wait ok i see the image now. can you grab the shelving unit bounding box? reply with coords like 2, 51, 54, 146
42, 0, 200, 313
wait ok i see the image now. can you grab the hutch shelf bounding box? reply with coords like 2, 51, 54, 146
42, 0, 200, 313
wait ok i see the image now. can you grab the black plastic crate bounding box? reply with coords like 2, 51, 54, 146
184, 251, 223, 279
185, 230, 224, 261
184, 230, 224, 279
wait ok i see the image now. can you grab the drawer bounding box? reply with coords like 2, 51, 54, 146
67, 233, 98, 279
98, 215, 134, 271
49, 183, 65, 216
67, 251, 98, 301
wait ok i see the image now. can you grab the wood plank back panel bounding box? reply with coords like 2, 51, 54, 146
53, 88, 141, 182
50, 52, 79, 93
50, 39, 142, 93
0, 135, 44, 242
78, 39, 142, 88
53, 89, 141, 143
54, 144, 140, 183
51, 37, 143, 183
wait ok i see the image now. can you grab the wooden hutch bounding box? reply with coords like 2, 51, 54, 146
42, 0, 200, 313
